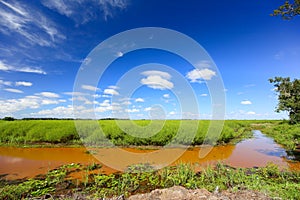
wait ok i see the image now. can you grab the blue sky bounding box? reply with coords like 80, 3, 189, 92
0, 0, 299, 119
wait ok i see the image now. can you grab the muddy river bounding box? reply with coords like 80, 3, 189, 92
0, 131, 299, 180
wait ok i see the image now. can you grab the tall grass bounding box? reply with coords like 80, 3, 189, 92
0, 120, 260, 146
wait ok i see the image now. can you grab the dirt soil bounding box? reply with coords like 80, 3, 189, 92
106, 186, 272, 200
44, 186, 272, 199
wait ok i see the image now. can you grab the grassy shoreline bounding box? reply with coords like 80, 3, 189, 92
252, 121, 300, 150
1, 163, 299, 199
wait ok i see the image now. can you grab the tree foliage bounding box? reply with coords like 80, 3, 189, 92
272, 0, 300, 19
269, 77, 300, 124
2, 117, 15, 121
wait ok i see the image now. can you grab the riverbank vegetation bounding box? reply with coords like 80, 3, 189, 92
256, 121, 300, 151
0, 163, 299, 199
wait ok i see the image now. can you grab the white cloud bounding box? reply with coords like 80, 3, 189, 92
186, 68, 216, 82
169, 111, 176, 115
0, 61, 47, 74
32, 105, 74, 118
0, 95, 69, 117
141, 70, 171, 79
141, 70, 174, 90
37, 92, 60, 98
122, 101, 132, 105
135, 98, 144, 102
104, 88, 119, 95
144, 107, 152, 112
247, 111, 256, 115
72, 96, 93, 105
64, 92, 87, 96
116, 51, 123, 57
163, 94, 170, 98
108, 85, 119, 90
4, 88, 23, 93
0, 96, 40, 114
195, 60, 211, 68
15, 81, 32, 87
0, 79, 12, 86
95, 100, 121, 113
125, 108, 139, 113
100, 100, 111, 107
81, 84, 100, 92
241, 100, 252, 105
82, 57, 92, 65
0, 1, 65, 47
41, 0, 128, 23
41, 99, 59, 105
200, 93, 208, 97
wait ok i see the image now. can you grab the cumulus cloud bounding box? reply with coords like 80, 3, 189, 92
4, 88, 23, 93
0, 96, 45, 116
95, 100, 121, 113
116, 51, 123, 57
104, 88, 119, 95
0, 79, 12, 86
100, 99, 111, 107
163, 94, 170, 98
135, 98, 144, 102
0, 95, 70, 117
241, 100, 252, 105
169, 111, 176, 115
122, 101, 131, 105
37, 92, 60, 98
247, 111, 256, 115
144, 107, 152, 112
125, 108, 139, 113
186, 68, 216, 82
141, 70, 174, 90
64, 92, 87, 96
108, 85, 119, 90
41, 99, 59, 105
81, 84, 100, 92
32, 105, 74, 118
0, 61, 46, 74
15, 81, 32, 87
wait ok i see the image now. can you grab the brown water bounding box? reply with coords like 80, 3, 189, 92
0, 131, 299, 180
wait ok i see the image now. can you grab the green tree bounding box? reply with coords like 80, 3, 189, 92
272, 0, 300, 19
269, 77, 300, 124
2, 116, 15, 121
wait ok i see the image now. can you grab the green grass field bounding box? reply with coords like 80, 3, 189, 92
0, 119, 299, 149
0, 119, 256, 146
